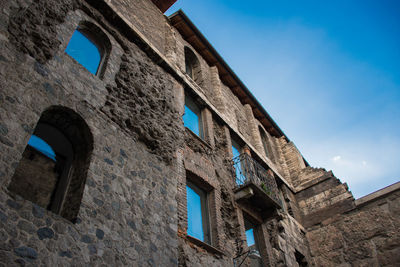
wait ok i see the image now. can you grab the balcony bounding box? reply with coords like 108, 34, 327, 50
232, 153, 281, 213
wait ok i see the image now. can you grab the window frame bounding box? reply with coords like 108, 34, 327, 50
231, 138, 242, 159
186, 180, 212, 244
184, 46, 201, 83
244, 216, 263, 267
231, 137, 245, 185
244, 218, 259, 249
65, 21, 111, 78
184, 93, 204, 139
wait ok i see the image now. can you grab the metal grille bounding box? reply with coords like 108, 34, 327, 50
232, 153, 281, 205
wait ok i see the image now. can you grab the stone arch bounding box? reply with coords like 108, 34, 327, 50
8, 106, 93, 222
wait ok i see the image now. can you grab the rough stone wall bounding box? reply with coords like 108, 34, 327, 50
293, 167, 327, 190
107, 0, 168, 55
209, 66, 226, 112
219, 82, 251, 139
294, 164, 399, 266
307, 188, 400, 266
281, 141, 306, 181
0, 0, 181, 265
295, 169, 355, 228
267, 213, 311, 267
281, 184, 303, 224
274, 137, 292, 182
244, 104, 260, 151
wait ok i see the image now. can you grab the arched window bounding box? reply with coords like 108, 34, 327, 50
8, 106, 93, 222
184, 47, 202, 85
259, 126, 270, 158
65, 21, 111, 77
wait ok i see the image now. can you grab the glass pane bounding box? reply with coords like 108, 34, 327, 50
28, 135, 56, 161
232, 142, 243, 185
184, 104, 200, 136
232, 143, 241, 159
245, 228, 255, 247
186, 185, 204, 241
65, 30, 101, 75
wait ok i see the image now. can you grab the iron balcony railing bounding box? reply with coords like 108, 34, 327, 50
232, 153, 281, 205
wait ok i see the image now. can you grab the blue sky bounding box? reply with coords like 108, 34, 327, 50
65, 30, 101, 74
167, 0, 400, 198
28, 135, 56, 161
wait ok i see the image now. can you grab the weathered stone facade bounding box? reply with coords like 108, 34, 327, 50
0, 0, 398, 266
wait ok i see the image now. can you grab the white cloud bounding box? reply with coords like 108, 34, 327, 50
332, 155, 341, 161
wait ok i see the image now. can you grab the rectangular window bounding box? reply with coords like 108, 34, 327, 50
232, 139, 241, 159
245, 219, 257, 248
183, 94, 203, 138
186, 181, 211, 244
245, 219, 262, 266
232, 139, 243, 185
245, 227, 256, 247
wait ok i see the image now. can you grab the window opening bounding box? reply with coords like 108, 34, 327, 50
232, 139, 243, 185
244, 219, 263, 267
186, 181, 211, 244
245, 219, 257, 248
183, 94, 203, 138
184, 47, 202, 84
8, 106, 93, 222
28, 135, 56, 161
185, 56, 193, 79
295, 250, 308, 267
65, 29, 101, 75
245, 227, 256, 247
65, 21, 111, 77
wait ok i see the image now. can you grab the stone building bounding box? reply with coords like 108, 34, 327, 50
0, 0, 398, 266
